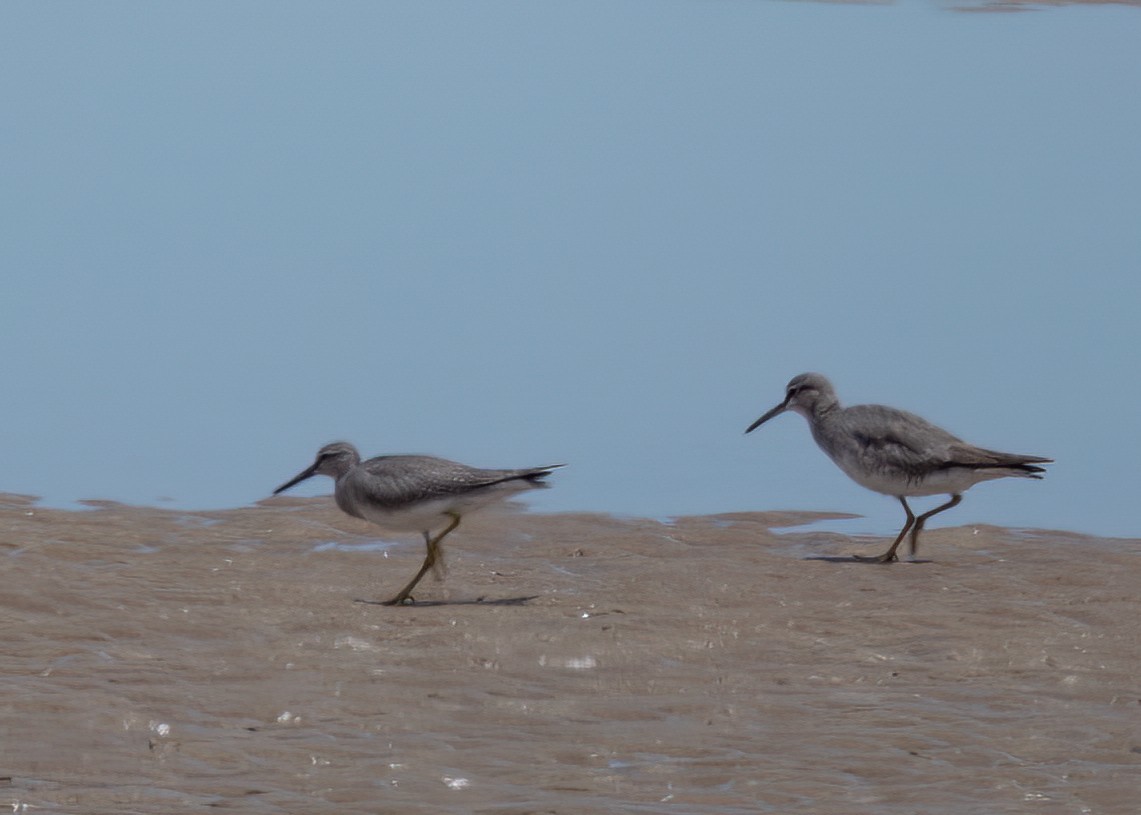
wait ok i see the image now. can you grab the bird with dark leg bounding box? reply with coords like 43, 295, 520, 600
273, 442, 563, 604
745, 373, 1051, 562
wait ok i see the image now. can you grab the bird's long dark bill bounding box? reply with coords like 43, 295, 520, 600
273, 463, 319, 495
745, 401, 788, 434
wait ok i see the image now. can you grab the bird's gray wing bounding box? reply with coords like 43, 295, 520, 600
355, 456, 556, 508
942, 444, 1052, 473
841, 406, 1049, 477
840, 405, 966, 476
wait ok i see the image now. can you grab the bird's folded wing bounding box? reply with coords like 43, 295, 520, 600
357, 456, 545, 507
844, 407, 963, 473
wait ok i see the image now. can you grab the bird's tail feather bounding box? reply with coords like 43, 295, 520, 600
520, 464, 566, 485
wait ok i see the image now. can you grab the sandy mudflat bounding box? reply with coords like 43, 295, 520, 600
1, 493, 1138, 814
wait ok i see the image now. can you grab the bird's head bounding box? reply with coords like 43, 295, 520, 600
745, 372, 837, 433
273, 441, 361, 494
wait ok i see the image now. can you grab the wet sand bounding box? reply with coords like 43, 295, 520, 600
1, 493, 1137, 814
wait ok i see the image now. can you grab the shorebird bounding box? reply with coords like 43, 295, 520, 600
273, 442, 564, 604
745, 373, 1051, 562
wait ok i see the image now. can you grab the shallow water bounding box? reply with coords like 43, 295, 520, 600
2, 494, 1137, 813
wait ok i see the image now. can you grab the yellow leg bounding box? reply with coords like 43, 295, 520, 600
907, 494, 962, 557
380, 512, 462, 606
854, 497, 915, 563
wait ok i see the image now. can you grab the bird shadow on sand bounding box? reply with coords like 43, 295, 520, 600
353, 595, 540, 608
804, 555, 935, 565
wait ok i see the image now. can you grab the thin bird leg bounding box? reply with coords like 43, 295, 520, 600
380, 513, 463, 606
417, 530, 445, 581
906, 494, 962, 557
855, 496, 915, 563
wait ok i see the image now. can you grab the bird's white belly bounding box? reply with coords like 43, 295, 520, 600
346, 482, 533, 533
355, 498, 464, 532
839, 460, 1001, 498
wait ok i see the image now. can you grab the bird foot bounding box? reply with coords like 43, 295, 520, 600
379, 594, 416, 606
